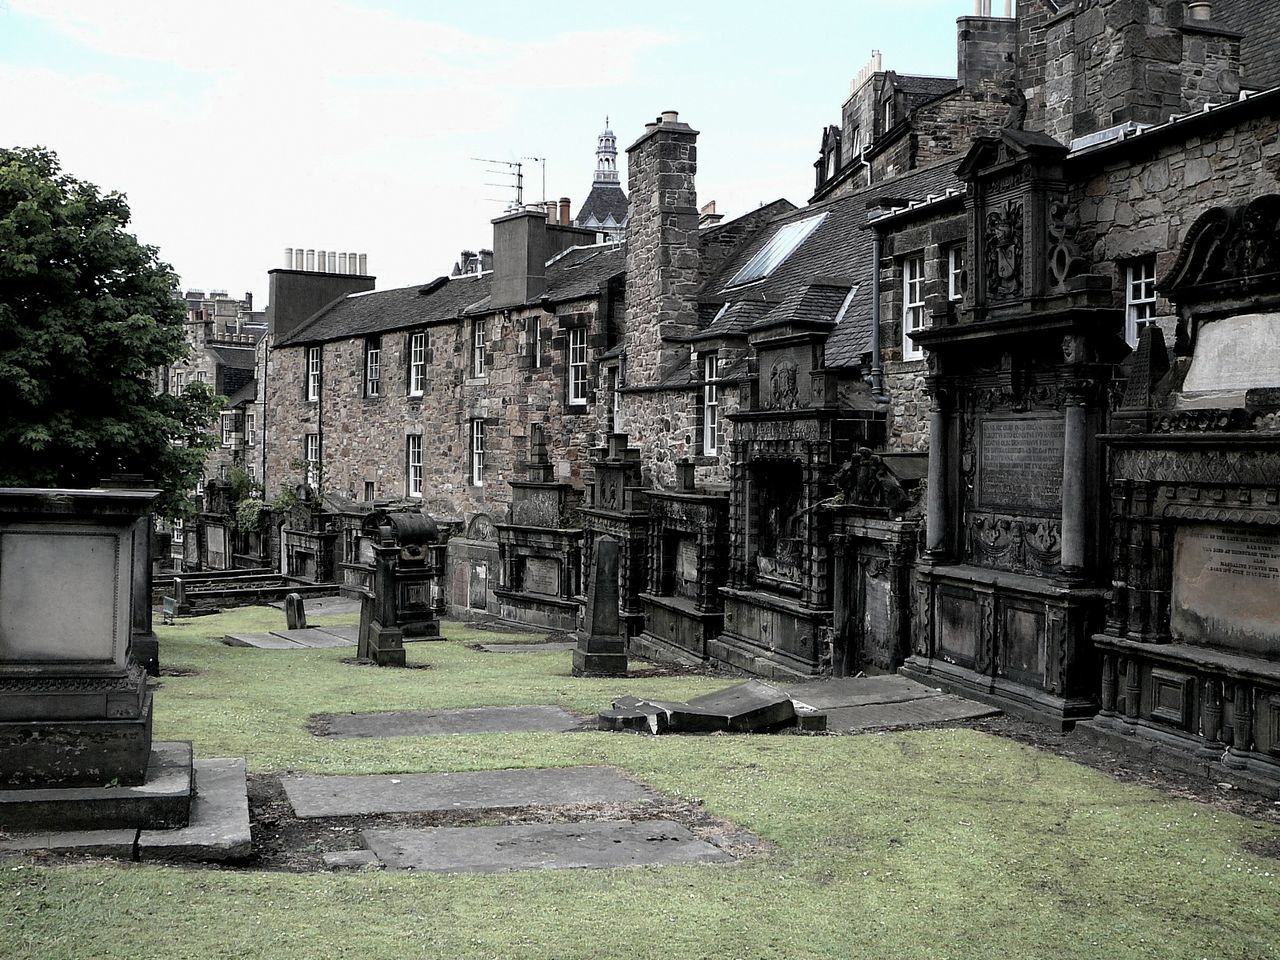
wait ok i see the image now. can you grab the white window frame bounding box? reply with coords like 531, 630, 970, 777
174, 371, 185, 394
306, 346, 321, 401
408, 332, 426, 397
568, 326, 589, 406
363, 480, 375, 502
1125, 256, 1158, 347
304, 433, 320, 487
703, 352, 719, 456
948, 245, 965, 302
611, 368, 622, 433
532, 315, 543, 369
246, 412, 256, 447
246, 464, 255, 483
365, 339, 381, 397
406, 434, 423, 498
194, 371, 208, 383
471, 419, 485, 486
220, 412, 235, 447
472, 319, 486, 378
902, 254, 927, 362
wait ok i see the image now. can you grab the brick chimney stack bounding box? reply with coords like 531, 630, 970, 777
623, 110, 702, 388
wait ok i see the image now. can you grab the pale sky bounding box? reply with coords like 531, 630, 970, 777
0, 0, 963, 307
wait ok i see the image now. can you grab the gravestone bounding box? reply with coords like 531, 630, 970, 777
284, 592, 307, 630
572, 535, 627, 677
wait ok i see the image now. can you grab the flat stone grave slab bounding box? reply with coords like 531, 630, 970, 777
222, 628, 357, 649
319, 624, 360, 642
222, 633, 306, 649
137, 758, 251, 862
823, 694, 1001, 733
283, 766, 657, 819
273, 628, 357, 648
781, 675, 940, 710
627, 680, 797, 733
316, 705, 588, 739
477, 641, 577, 654
362, 820, 730, 873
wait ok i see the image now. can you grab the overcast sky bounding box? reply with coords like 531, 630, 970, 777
1, 0, 962, 307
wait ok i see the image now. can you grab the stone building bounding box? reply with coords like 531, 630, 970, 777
263, 214, 622, 618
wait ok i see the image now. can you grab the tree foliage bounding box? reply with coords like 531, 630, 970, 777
0, 146, 219, 518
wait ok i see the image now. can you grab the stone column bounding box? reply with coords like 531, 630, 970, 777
1059, 395, 1088, 579
924, 386, 949, 560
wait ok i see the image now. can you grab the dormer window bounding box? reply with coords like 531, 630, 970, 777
727, 213, 828, 287
883, 98, 895, 132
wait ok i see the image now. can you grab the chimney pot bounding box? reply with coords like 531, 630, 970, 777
305, 249, 315, 271
338, 253, 348, 273
559, 197, 571, 225
284, 247, 293, 268
294, 249, 305, 270
1187, 1, 1213, 20
661, 110, 679, 124
327, 251, 337, 272
358, 253, 368, 275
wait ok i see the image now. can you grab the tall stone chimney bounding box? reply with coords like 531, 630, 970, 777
623, 110, 701, 388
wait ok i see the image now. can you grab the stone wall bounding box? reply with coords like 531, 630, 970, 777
1071, 108, 1280, 318
1037, 1, 1242, 146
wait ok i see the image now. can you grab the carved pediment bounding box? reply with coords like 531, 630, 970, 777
1161, 195, 1280, 300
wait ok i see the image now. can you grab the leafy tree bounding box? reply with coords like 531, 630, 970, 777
0, 146, 219, 518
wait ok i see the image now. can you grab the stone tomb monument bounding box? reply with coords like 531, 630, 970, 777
1090, 196, 1280, 789
0, 488, 196, 829
572, 534, 628, 677
356, 508, 445, 666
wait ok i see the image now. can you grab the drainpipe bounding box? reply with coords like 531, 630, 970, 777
860, 145, 873, 187
869, 231, 888, 403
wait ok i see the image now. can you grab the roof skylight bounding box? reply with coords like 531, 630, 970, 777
727, 212, 827, 287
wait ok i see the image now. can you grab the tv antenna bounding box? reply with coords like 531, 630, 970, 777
471, 157, 525, 209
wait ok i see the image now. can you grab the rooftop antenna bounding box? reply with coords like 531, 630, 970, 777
471, 157, 524, 209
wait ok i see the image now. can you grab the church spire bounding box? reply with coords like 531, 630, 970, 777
594, 119, 619, 185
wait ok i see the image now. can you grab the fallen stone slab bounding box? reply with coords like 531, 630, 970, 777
222, 633, 306, 649
782, 675, 940, 710
0, 828, 137, 859
272, 628, 357, 649
613, 680, 797, 734
362, 819, 731, 873
323, 849, 381, 870
477, 641, 577, 654
283, 766, 657, 819
824, 694, 1001, 732
137, 758, 252, 863
316, 705, 587, 739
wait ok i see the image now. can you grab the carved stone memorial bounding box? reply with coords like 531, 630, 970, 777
1090, 196, 1280, 789
572, 534, 627, 677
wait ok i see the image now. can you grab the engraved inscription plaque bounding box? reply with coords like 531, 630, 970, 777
1172, 524, 1280, 655
977, 417, 1064, 514
522, 557, 561, 597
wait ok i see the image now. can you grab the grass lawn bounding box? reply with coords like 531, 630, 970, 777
2, 607, 1277, 960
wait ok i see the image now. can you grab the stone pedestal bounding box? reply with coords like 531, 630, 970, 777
573, 535, 627, 677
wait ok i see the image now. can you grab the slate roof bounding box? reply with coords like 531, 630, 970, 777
277, 243, 625, 347
896, 74, 960, 113
1215, 0, 1280, 91
574, 182, 630, 229
697, 157, 963, 368
207, 345, 257, 369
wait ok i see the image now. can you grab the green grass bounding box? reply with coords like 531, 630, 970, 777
2, 607, 1278, 960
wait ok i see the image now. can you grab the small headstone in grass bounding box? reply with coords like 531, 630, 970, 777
284, 592, 307, 630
